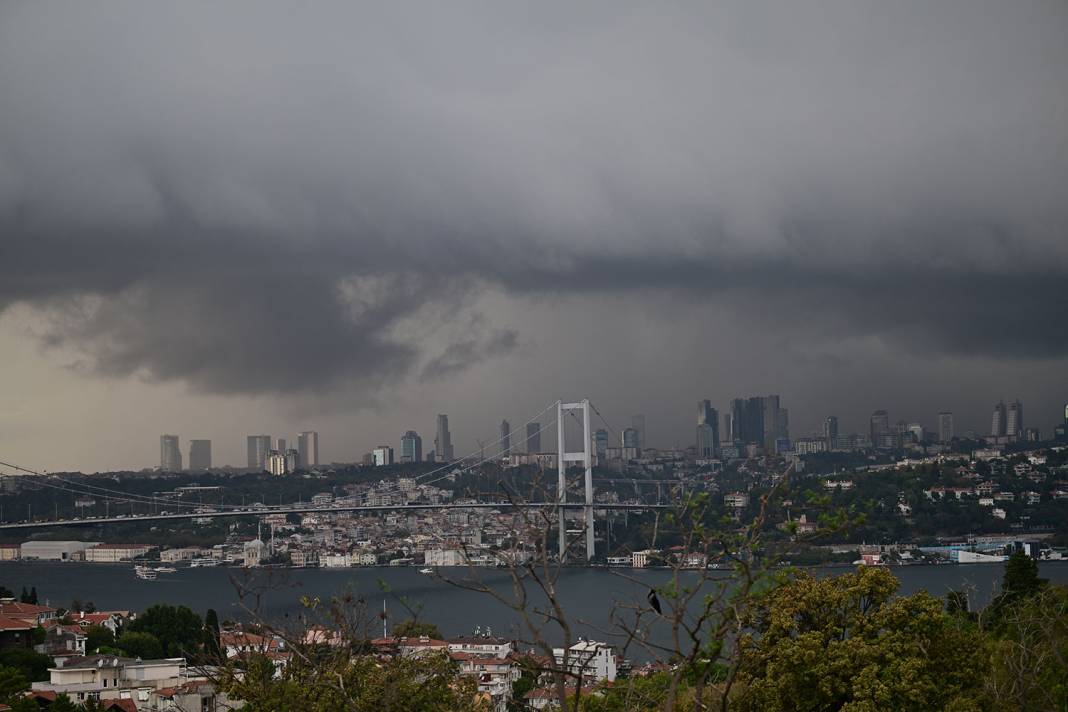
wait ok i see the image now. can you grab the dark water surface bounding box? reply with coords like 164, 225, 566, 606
5, 561, 1066, 655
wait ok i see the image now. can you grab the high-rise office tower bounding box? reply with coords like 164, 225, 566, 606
277, 438, 287, 454
400, 430, 422, 463
435, 414, 454, 462
631, 414, 646, 450
870, 410, 890, 446
622, 427, 640, 449
285, 448, 299, 473
696, 400, 720, 458
372, 446, 394, 466
823, 416, 839, 445
160, 435, 182, 471
526, 422, 541, 454
991, 401, 1007, 436
297, 431, 319, 469
762, 395, 782, 452
1006, 400, 1023, 438
188, 439, 212, 471
938, 412, 954, 443
247, 435, 271, 471
593, 429, 609, 462
500, 420, 511, 457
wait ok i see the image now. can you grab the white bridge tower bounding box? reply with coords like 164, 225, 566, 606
556, 399, 594, 561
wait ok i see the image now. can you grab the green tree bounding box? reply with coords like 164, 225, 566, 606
734, 566, 990, 711
27, 587, 37, 605
18, 587, 28, 604
0, 665, 29, 705
986, 584, 1068, 710
0, 649, 52, 682
49, 693, 79, 712
127, 604, 203, 656
117, 631, 165, 660
85, 624, 115, 654
392, 619, 443, 639
219, 650, 480, 712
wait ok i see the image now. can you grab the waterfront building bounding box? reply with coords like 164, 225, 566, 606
84, 544, 154, 562
247, 435, 271, 470
400, 431, 422, 463
188, 439, 211, 471
297, 431, 319, 469
160, 434, 182, 472
435, 414, 454, 462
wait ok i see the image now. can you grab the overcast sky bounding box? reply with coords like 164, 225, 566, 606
1, 1, 1066, 472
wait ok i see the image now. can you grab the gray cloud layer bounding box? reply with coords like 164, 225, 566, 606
1, 1, 1066, 397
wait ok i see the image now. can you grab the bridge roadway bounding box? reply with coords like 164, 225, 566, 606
0, 501, 674, 531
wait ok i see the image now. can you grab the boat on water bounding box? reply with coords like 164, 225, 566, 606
154, 566, 177, 574
134, 566, 158, 580
189, 558, 219, 568
419, 568, 434, 575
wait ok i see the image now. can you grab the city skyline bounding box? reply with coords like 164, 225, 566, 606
141, 396, 1066, 472
1, 1, 1066, 472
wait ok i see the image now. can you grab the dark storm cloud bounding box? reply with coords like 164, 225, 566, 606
0, 1, 1066, 396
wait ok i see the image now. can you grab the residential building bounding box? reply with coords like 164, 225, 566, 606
297, 431, 319, 469
247, 435, 271, 471
159, 435, 182, 472
553, 640, 617, 683
372, 446, 394, 466
400, 431, 422, 464
266, 451, 287, 475
187, 439, 211, 471
31, 655, 187, 707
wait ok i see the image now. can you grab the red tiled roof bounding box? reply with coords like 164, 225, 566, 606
0, 616, 33, 631
0, 601, 56, 615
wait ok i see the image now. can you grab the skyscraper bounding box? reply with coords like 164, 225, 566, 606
188, 439, 212, 471
277, 437, 287, 454
823, 416, 839, 446
870, 410, 890, 447
631, 414, 646, 450
593, 428, 608, 462
500, 420, 511, 457
247, 435, 271, 471
938, 412, 954, 443
1006, 400, 1023, 438
160, 435, 182, 471
297, 431, 319, 469
696, 400, 720, 459
400, 430, 422, 463
526, 422, 541, 454
622, 427, 640, 449
991, 401, 1007, 437
435, 414, 454, 462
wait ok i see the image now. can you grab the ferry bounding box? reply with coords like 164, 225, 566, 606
134, 566, 158, 580
189, 558, 219, 568
419, 568, 434, 575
